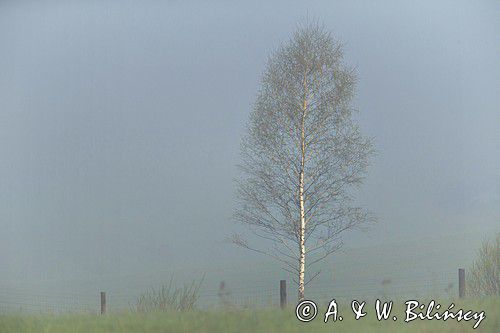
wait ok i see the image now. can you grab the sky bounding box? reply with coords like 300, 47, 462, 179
0, 0, 499, 305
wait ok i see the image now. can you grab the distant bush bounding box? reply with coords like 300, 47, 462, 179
467, 233, 499, 297
134, 276, 204, 312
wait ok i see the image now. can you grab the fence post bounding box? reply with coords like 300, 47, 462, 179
280, 280, 287, 309
100, 291, 106, 314
458, 268, 465, 298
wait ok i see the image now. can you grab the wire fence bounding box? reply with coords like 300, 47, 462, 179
0, 266, 463, 314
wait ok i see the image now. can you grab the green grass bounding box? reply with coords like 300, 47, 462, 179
0, 298, 498, 332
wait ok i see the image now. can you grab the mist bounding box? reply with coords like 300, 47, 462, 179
1, 0, 498, 309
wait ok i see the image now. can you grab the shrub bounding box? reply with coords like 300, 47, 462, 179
134, 276, 204, 312
467, 233, 499, 297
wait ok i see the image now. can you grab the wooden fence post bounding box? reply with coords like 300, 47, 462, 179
280, 280, 287, 309
100, 291, 106, 314
458, 268, 465, 298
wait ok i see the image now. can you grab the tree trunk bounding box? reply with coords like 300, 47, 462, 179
298, 169, 306, 300
298, 72, 308, 301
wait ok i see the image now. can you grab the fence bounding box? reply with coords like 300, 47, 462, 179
0, 268, 467, 314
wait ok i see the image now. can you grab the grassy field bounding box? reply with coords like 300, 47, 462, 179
0, 298, 498, 332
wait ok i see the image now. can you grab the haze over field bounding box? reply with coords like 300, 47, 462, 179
0, 0, 498, 304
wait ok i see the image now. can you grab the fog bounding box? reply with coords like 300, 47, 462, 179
0, 0, 498, 306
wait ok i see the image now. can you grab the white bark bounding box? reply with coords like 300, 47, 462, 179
298, 73, 308, 300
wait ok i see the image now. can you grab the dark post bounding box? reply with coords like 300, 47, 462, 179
280, 280, 287, 309
458, 268, 465, 298
100, 291, 106, 314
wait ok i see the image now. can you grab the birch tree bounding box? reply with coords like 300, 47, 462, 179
233, 23, 374, 300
